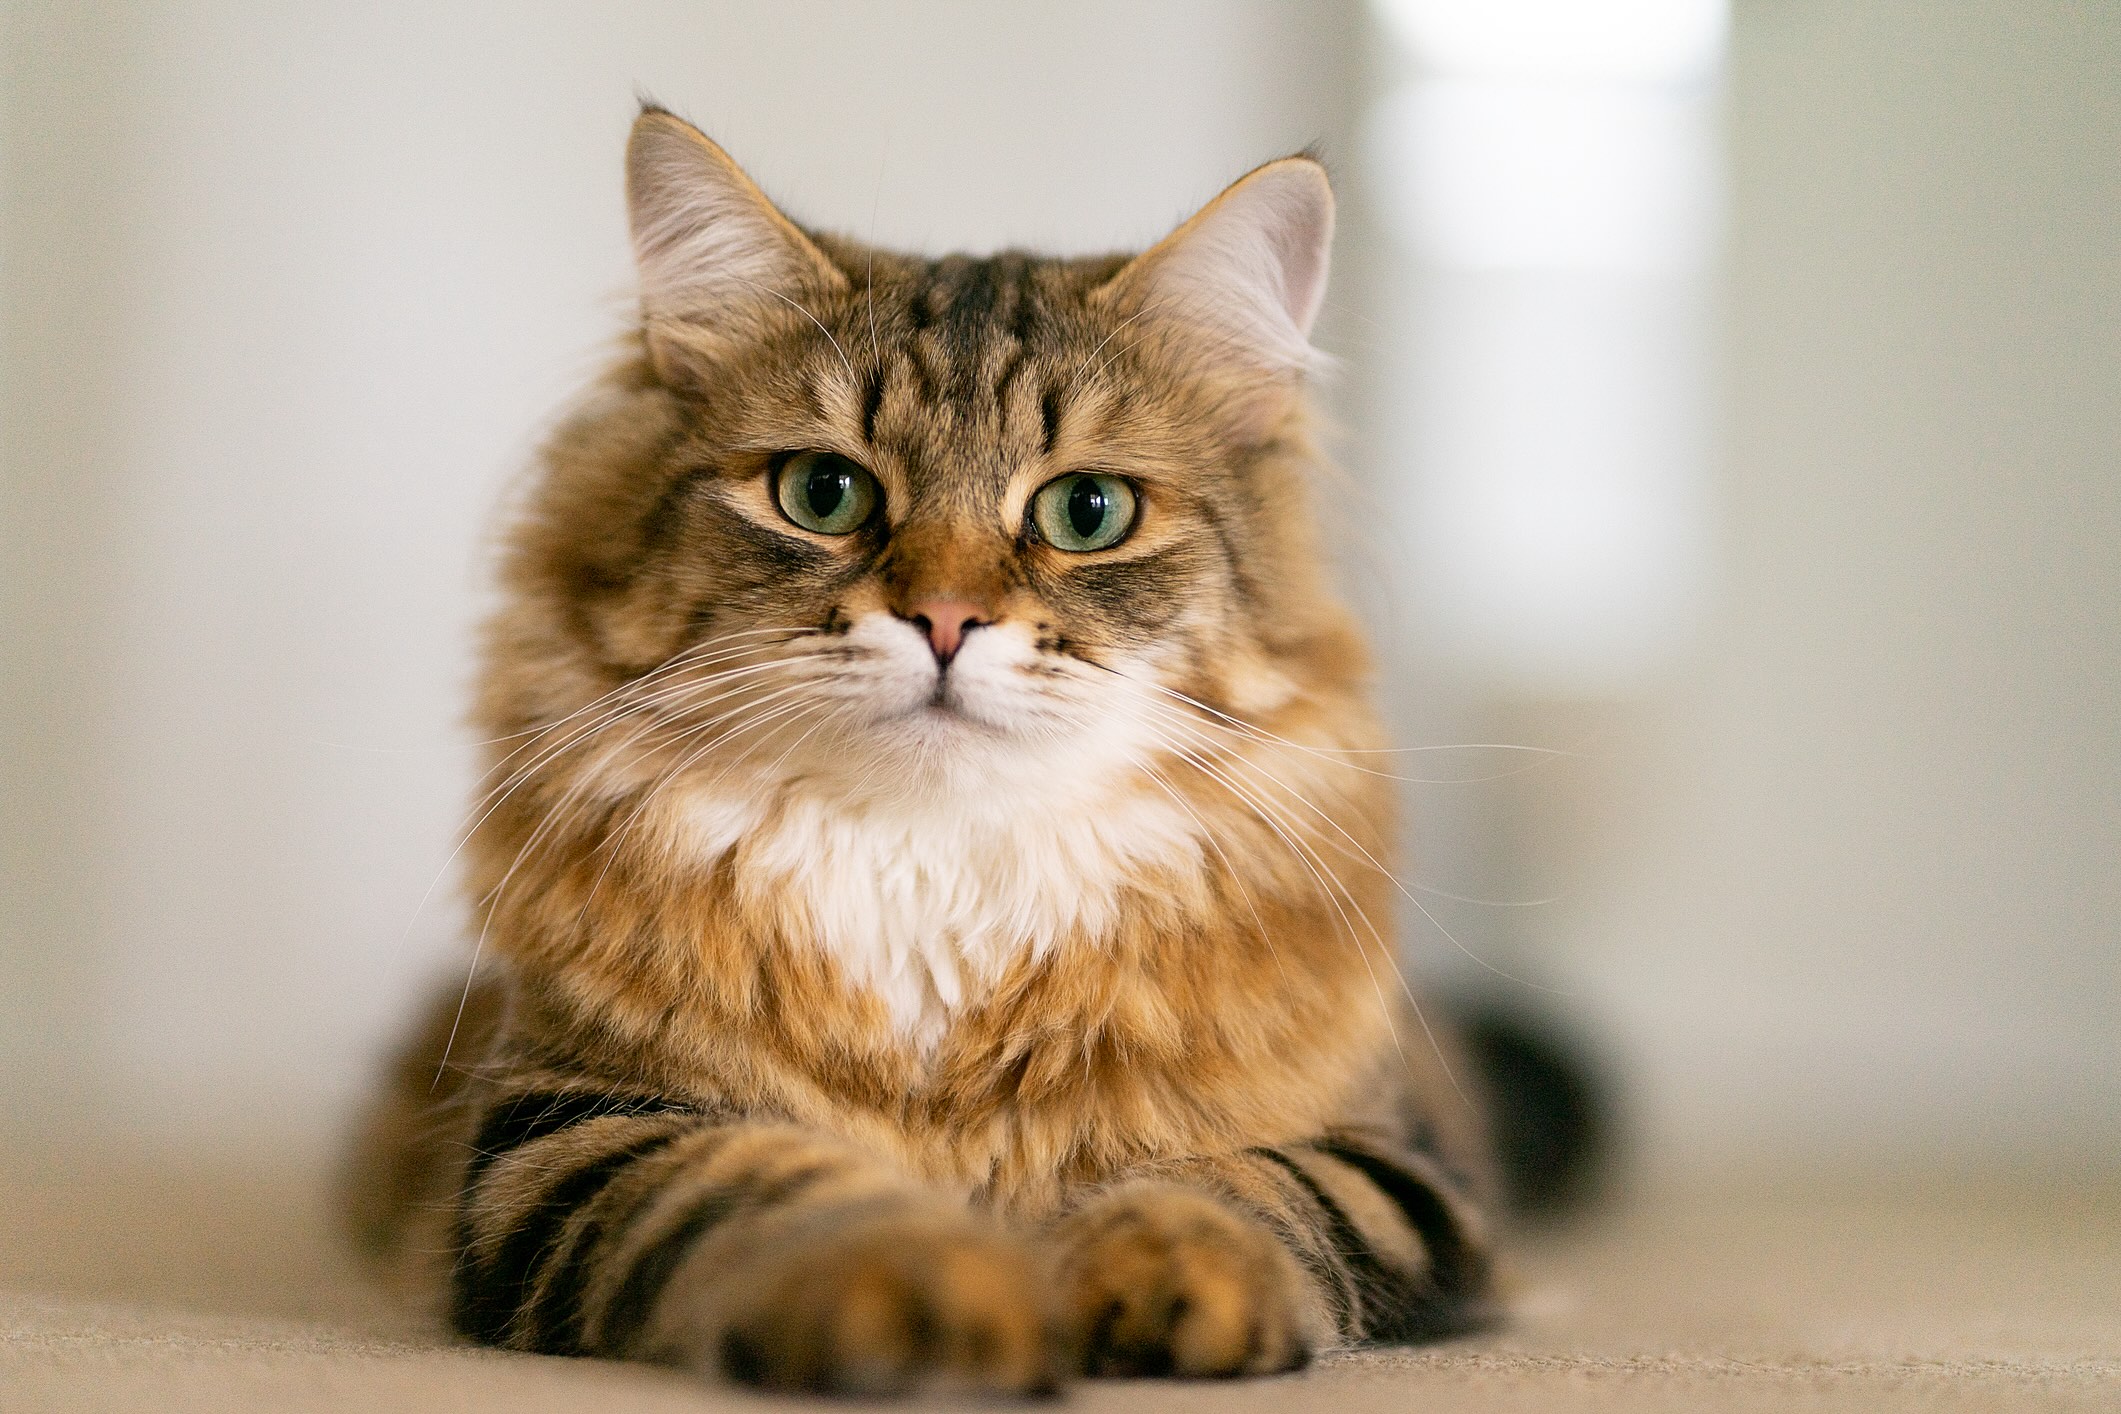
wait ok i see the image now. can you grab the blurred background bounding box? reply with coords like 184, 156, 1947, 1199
3, 0, 2115, 1179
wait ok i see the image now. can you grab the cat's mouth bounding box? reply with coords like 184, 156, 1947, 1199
824, 613, 1050, 744
881, 677, 1008, 739
916, 685, 996, 729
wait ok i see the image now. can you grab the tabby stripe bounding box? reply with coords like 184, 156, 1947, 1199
990, 344, 1029, 411
1316, 1140, 1492, 1334
1005, 264, 1039, 344
1038, 385, 1063, 456
907, 339, 943, 404
463, 1089, 691, 1194
1268, 1148, 1435, 1342
859, 367, 886, 447
1247, 1149, 1358, 1330
522, 1125, 736, 1353
593, 1159, 839, 1357
941, 259, 1000, 371
452, 1126, 686, 1346
451, 1091, 698, 1351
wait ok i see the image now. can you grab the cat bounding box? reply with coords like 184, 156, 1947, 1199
343, 104, 1507, 1396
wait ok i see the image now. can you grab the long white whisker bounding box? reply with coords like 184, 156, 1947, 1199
471, 627, 816, 763
438, 667, 798, 1086
1127, 750, 1292, 990
404, 638, 808, 966
1139, 678, 1568, 783
729, 275, 857, 390
411, 653, 813, 952
431, 642, 822, 1085
1072, 301, 1158, 384
570, 692, 839, 930
1109, 694, 1475, 1105
1141, 723, 1413, 1076
1136, 698, 1568, 997
1169, 736, 1475, 1104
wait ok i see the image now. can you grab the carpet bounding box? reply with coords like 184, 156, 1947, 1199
3, 1142, 2114, 1411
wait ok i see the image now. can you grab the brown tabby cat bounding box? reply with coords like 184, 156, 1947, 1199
344, 105, 1498, 1396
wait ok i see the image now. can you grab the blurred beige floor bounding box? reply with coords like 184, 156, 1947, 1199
2, 1142, 2116, 1413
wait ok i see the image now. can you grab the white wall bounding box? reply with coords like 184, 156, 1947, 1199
1555, 0, 2121, 1166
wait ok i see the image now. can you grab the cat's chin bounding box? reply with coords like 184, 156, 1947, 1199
798, 691, 1123, 797
844, 670, 1037, 743
874, 695, 1015, 747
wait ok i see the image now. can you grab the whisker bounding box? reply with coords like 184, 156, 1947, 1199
1072, 300, 1158, 384
408, 651, 814, 956
471, 628, 817, 777
1168, 736, 1475, 1103
728, 274, 858, 391
1143, 680, 1569, 783
314, 629, 812, 758
469, 652, 812, 822
1128, 752, 1293, 991
1135, 697, 1569, 997
1083, 660, 1570, 782
1109, 694, 1484, 1103
1135, 718, 1415, 1076
568, 693, 840, 931
430, 642, 821, 1085
438, 678, 778, 1086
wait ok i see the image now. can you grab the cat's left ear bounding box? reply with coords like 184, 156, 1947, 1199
1095, 155, 1334, 436
626, 107, 847, 380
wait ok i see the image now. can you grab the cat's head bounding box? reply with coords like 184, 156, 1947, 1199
490, 108, 1367, 800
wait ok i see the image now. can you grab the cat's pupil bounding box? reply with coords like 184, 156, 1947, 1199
1067, 479, 1107, 539
806, 465, 848, 518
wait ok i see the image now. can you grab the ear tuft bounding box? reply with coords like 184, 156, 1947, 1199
1100, 156, 1336, 377
625, 110, 843, 326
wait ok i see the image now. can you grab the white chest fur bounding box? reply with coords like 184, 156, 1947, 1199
676, 767, 1206, 1044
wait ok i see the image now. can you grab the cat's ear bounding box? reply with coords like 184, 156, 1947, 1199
626, 107, 846, 376
1096, 155, 1334, 434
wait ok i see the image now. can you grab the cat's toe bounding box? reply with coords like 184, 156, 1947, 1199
1054, 1182, 1319, 1378
700, 1208, 1066, 1397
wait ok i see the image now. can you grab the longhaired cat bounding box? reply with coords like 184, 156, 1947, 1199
345, 105, 1504, 1395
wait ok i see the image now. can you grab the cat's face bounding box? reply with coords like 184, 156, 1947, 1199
504, 112, 1349, 797
607, 252, 1270, 776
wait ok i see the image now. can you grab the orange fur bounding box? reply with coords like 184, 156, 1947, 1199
345, 107, 1496, 1394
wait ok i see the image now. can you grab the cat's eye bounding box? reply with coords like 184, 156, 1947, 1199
775, 452, 880, 535
1030, 472, 1137, 552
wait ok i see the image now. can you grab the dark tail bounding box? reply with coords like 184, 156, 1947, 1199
1449, 998, 1614, 1220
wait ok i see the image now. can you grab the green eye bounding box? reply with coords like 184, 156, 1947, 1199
1031, 472, 1137, 552
775, 451, 879, 535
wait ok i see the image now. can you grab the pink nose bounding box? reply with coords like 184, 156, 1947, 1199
908, 599, 989, 666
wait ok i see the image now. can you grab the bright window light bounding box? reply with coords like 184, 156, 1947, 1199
1372, 0, 1728, 84
1368, 80, 1718, 273
1363, 0, 1727, 688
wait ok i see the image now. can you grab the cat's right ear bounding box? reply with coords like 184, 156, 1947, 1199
625, 107, 846, 381
1092, 155, 1335, 444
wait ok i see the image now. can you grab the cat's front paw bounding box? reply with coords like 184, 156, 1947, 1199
696, 1207, 1066, 1397
1053, 1182, 1319, 1378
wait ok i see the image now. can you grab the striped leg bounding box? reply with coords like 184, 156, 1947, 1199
449, 1087, 1064, 1395
1051, 1132, 1492, 1376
